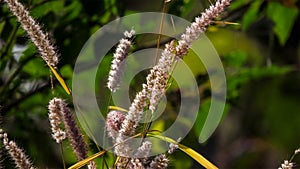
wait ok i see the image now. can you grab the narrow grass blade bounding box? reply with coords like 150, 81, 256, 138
48, 64, 71, 95
147, 133, 218, 169
68, 150, 106, 169
178, 144, 218, 169
108, 106, 128, 112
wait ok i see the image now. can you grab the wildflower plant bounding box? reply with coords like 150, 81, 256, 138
0, 0, 299, 168
278, 148, 300, 169
0, 129, 35, 169
0, 0, 245, 168
71, 0, 231, 168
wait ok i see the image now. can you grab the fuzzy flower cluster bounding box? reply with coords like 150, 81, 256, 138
118, 87, 148, 137
148, 41, 175, 112
129, 141, 153, 168
87, 161, 97, 169
107, 29, 135, 92
48, 98, 88, 161
60, 100, 88, 161
118, 152, 169, 169
113, 42, 176, 154
105, 110, 166, 169
105, 0, 231, 168
134, 141, 152, 158
149, 154, 169, 169
278, 148, 300, 169
278, 160, 293, 169
168, 137, 181, 154
176, 0, 231, 58
3, 0, 59, 67
114, 0, 231, 138
48, 98, 66, 143
106, 110, 125, 139
0, 129, 35, 169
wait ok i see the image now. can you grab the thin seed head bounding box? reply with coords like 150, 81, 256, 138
168, 137, 181, 154
119, 89, 148, 136
48, 98, 66, 143
107, 29, 135, 92
279, 160, 293, 169
53, 98, 88, 161
116, 156, 130, 169
0, 129, 35, 169
134, 141, 152, 158
176, 0, 231, 58
129, 158, 145, 169
106, 110, 125, 139
87, 161, 97, 169
3, 0, 59, 67
114, 0, 231, 161
149, 154, 169, 169
148, 41, 175, 113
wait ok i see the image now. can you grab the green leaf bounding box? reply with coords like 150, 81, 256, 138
224, 50, 248, 68
31, 1, 64, 17
229, 0, 249, 11
63, 0, 82, 22
267, 2, 298, 45
60, 64, 73, 79
181, 0, 196, 17
19, 43, 36, 63
0, 21, 5, 33
241, 0, 262, 30
23, 58, 48, 78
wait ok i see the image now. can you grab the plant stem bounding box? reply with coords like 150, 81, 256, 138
59, 142, 66, 169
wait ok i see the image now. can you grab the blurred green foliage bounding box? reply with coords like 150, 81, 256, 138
0, 0, 299, 168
